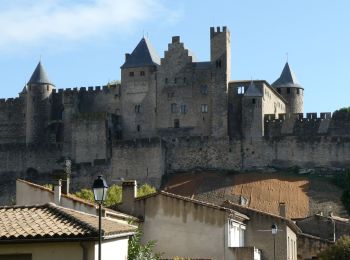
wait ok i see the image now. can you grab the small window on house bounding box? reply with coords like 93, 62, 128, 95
201, 104, 208, 113
200, 85, 208, 95
165, 78, 168, 84
287, 87, 291, 94
137, 125, 141, 132
140, 71, 145, 76
252, 98, 256, 104
129, 71, 134, 77
237, 86, 245, 95
174, 119, 180, 128
277, 88, 281, 94
180, 104, 187, 114
135, 104, 142, 113
171, 103, 177, 113
228, 220, 245, 247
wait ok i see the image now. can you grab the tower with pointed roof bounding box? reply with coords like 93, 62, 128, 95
272, 62, 304, 114
26, 62, 55, 144
120, 37, 160, 139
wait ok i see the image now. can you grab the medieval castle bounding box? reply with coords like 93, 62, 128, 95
0, 26, 349, 203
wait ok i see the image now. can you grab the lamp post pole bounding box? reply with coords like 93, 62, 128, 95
98, 203, 102, 260
271, 224, 277, 260
92, 175, 108, 260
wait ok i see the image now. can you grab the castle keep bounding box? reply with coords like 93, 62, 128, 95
0, 26, 349, 203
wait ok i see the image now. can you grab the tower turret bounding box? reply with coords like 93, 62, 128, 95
272, 62, 304, 114
26, 62, 55, 144
210, 26, 231, 137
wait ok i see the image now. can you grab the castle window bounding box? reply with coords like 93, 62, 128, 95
174, 119, 180, 128
216, 59, 222, 68
140, 71, 145, 76
297, 88, 300, 94
174, 78, 177, 84
200, 85, 208, 95
277, 88, 281, 94
171, 103, 177, 113
165, 78, 168, 84
201, 104, 208, 113
129, 71, 134, 77
137, 125, 141, 132
135, 104, 142, 113
47, 85, 50, 91
237, 86, 245, 95
183, 77, 186, 83
180, 104, 188, 114
252, 98, 256, 104
287, 87, 291, 94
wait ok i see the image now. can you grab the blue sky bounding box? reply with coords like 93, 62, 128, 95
0, 0, 349, 113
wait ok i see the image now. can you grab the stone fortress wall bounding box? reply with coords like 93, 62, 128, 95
0, 26, 350, 204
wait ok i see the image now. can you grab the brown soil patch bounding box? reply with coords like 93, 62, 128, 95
163, 172, 346, 218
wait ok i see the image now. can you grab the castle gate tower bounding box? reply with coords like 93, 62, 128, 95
26, 62, 55, 144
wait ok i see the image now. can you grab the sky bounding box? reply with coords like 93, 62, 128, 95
0, 0, 349, 113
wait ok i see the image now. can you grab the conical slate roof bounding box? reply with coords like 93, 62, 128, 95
121, 37, 160, 69
244, 81, 262, 97
272, 62, 302, 88
27, 62, 53, 85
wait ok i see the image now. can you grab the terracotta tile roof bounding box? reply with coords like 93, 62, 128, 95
0, 203, 136, 242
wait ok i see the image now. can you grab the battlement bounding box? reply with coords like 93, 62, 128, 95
210, 26, 228, 38
264, 112, 333, 122
0, 97, 22, 107
52, 83, 120, 95
263, 112, 350, 138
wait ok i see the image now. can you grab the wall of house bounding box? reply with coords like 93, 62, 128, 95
95, 238, 129, 260
297, 234, 332, 260
0, 242, 94, 260
136, 194, 233, 260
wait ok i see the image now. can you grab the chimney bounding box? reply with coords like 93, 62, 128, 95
54, 179, 62, 205
279, 202, 286, 218
62, 174, 70, 194
120, 180, 137, 215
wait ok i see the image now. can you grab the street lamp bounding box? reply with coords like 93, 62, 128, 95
92, 175, 108, 260
271, 224, 277, 260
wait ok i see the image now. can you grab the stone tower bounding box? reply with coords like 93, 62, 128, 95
272, 62, 304, 114
26, 62, 55, 144
120, 37, 160, 139
210, 26, 231, 137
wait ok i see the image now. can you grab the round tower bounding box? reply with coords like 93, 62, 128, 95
272, 62, 304, 114
26, 62, 55, 144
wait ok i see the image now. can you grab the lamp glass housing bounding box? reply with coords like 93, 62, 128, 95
271, 224, 278, 235
92, 176, 108, 203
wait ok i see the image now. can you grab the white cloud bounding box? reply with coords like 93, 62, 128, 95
0, 0, 180, 50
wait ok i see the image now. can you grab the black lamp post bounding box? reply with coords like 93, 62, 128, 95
92, 175, 108, 260
271, 224, 277, 260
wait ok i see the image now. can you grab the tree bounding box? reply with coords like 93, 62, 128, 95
74, 183, 156, 206
128, 225, 161, 260
318, 236, 350, 260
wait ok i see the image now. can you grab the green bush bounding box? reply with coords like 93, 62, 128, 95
74, 183, 156, 206
318, 236, 350, 260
